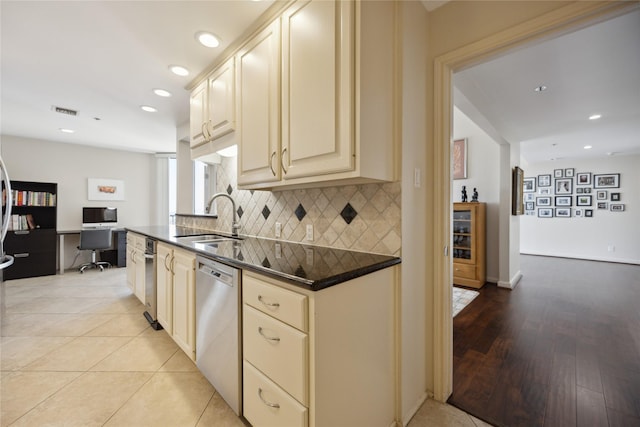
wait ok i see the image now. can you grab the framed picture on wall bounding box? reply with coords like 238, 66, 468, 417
523, 177, 536, 192
538, 208, 554, 218
539, 188, 551, 195
577, 195, 592, 206
574, 209, 583, 217
538, 174, 552, 187
597, 202, 608, 210
525, 193, 535, 202
556, 208, 571, 217
610, 204, 625, 212
585, 209, 594, 217
512, 166, 524, 215
525, 202, 535, 211
594, 173, 620, 188
576, 188, 584, 194
596, 190, 608, 200
453, 138, 467, 180
554, 169, 563, 178
564, 168, 575, 177
536, 197, 552, 206
555, 178, 573, 195
611, 192, 621, 201
577, 172, 591, 185
555, 196, 572, 206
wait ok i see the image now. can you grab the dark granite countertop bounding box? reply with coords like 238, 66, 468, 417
126, 225, 400, 291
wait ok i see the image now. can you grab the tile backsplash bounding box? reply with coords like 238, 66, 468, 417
176, 156, 401, 256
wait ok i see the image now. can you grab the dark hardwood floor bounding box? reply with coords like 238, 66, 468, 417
448, 255, 640, 427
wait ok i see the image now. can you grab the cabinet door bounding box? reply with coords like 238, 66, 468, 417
207, 57, 235, 140
134, 250, 146, 305
281, 0, 354, 180
172, 249, 196, 360
190, 79, 209, 148
237, 20, 281, 186
126, 245, 135, 293
156, 243, 173, 334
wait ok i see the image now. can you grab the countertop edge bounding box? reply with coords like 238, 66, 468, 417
125, 226, 401, 291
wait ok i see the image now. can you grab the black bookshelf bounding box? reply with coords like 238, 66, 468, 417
3, 181, 57, 279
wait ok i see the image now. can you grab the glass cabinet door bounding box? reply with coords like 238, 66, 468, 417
453, 209, 473, 261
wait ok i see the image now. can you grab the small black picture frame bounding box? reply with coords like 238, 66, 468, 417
564, 168, 575, 178
538, 208, 554, 218
611, 192, 621, 201
538, 174, 552, 187
577, 195, 592, 206
585, 209, 594, 218
576, 172, 591, 185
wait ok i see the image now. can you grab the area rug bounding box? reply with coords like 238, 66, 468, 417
452, 287, 480, 317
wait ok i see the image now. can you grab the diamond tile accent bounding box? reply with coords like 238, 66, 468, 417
340, 203, 358, 224
294, 204, 307, 221
262, 205, 271, 220
177, 156, 401, 255
237, 206, 244, 219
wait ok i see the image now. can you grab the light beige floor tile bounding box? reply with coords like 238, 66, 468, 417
84, 313, 150, 337
0, 371, 81, 426
196, 392, 245, 427
5, 296, 105, 314
159, 349, 199, 372
1, 336, 73, 371
82, 294, 144, 314
104, 372, 214, 427
23, 336, 131, 371
2, 313, 115, 337
1, 313, 57, 336
408, 399, 481, 427
90, 336, 179, 372
9, 371, 152, 427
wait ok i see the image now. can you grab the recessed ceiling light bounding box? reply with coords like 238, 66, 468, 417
589, 114, 602, 120
169, 65, 189, 76
534, 85, 547, 92
153, 88, 172, 97
141, 105, 157, 113
195, 31, 220, 48
584, 145, 592, 150
59, 128, 75, 133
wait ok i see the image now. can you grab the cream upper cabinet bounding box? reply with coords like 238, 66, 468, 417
237, 20, 281, 186
190, 57, 236, 149
281, 0, 354, 180
237, 0, 397, 190
171, 248, 196, 360
156, 242, 174, 334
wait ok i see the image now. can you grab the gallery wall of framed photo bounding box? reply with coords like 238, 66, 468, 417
523, 168, 625, 219
520, 155, 639, 264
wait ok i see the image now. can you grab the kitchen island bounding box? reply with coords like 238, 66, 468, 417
126, 225, 400, 427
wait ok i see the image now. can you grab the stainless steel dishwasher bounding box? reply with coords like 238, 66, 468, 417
143, 237, 162, 330
195, 255, 241, 416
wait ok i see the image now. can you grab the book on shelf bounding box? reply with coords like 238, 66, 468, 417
8, 214, 37, 231
10, 190, 56, 207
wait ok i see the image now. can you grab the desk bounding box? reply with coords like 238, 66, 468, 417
58, 229, 126, 274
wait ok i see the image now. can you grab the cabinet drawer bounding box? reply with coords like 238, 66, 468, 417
243, 305, 308, 405
4, 251, 56, 280
453, 263, 476, 280
5, 230, 56, 253
243, 361, 308, 427
243, 274, 308, 331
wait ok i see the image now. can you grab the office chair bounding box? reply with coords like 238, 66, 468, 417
78, 228, 113, 273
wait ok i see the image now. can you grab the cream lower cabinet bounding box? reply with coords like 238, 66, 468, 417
126, 232, 146, 305
242, 267, 397, 427
237, 0, 397, 190
156, 242, 196, 360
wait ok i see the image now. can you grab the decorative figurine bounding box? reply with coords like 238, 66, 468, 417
461, 186, 468, 203
472, 188, 479, 202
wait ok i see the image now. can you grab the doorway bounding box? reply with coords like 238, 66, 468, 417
431, 1, 638, 402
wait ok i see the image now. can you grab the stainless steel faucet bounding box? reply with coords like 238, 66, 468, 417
206, 193, 240, 237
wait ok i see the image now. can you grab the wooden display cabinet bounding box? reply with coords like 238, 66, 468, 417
453, 202, 486, 289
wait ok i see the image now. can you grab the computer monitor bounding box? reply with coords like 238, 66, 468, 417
82, 207, 117, 228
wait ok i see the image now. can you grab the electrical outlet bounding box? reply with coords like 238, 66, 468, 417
306, 224, 314, 241
414, 168, 421, 188
275, 222, 281, 238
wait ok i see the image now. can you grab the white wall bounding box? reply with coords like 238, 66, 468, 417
520, 155, 640, 264
452, 107, 500, 282
2, 135, 157, 269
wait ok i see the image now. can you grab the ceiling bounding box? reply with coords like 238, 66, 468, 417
1, 0, 275, 153
454, 8, 640, 164
1, 2, 639, 163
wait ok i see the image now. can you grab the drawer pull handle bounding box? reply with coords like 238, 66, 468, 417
258, 295, 280, 308
14, 253, 30, 258
258, 327, 280, 342
258, 388, 280, 409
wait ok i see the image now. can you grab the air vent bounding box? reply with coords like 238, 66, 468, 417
51, 106, 78, 116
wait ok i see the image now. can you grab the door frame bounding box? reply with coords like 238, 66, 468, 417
431, 1, 638, 402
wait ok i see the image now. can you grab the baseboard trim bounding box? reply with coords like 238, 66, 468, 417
498, 270, 522, 289
520, 251, 639, 266
402, 391, 428, 427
